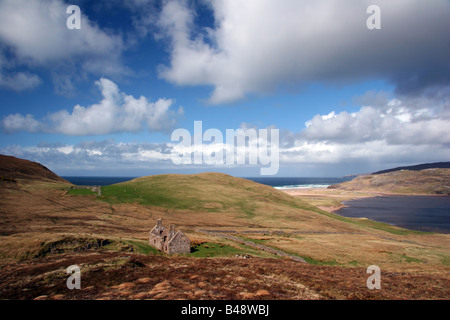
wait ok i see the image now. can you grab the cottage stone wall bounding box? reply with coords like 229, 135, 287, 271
166, 231, 191, 254
149, 219, 191, 254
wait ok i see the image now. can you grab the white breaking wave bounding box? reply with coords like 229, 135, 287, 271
274, 184, 330, 190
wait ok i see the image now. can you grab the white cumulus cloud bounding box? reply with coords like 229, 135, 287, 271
280, 92, 450, 170
0, 0, 125, 92
1, 78, 182, 135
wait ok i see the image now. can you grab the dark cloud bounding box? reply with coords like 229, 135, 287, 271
155, 0, 450, 104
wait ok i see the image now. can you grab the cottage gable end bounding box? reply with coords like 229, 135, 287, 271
148, 219, 191, 254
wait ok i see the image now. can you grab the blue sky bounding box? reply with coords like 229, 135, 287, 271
0, 0, 449, 177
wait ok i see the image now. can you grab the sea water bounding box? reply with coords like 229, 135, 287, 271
62, 176, 138, 186
244, 177, 351, 189
63, 176, 350, 188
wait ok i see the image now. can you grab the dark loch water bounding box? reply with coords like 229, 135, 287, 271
335, 196, 450, 234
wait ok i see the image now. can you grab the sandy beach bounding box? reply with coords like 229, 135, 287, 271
280, 187, 369, 198
279, 187, 381, 213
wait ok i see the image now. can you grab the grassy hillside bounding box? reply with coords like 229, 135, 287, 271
1, 156, 449, 299
329, 168, 450, 195
101, 172, 316, 218
100, 173, 441, 236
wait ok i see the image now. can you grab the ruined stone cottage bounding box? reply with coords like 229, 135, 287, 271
149, 219, 191, 254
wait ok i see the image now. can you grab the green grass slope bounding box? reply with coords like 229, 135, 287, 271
99, 172, 426, 234
101, 172, 315, 218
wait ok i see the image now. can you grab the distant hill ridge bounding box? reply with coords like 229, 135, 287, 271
330, 166, 450, 195
372, 162, 450, 175
0, 154, 68, 182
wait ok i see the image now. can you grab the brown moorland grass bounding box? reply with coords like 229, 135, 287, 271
0, 154, 68, 183
0, 251, 448, 300
328, 168, 450, 195
0, 170, 449, 299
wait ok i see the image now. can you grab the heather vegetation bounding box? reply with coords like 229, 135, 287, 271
0, 156, 449, 300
